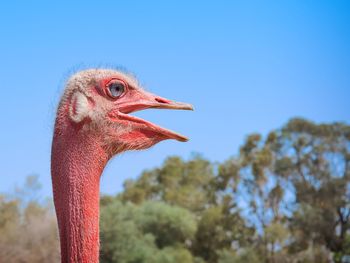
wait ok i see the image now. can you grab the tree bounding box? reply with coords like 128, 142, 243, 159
193, 204, 254, 263
0, 175, 59, 263
216, 118, 350, 262
216, 133, 291, 262
120, 155, 254, 263
100, 199, 198, 263
275, 118, 350, 262
122, 155, 216, 212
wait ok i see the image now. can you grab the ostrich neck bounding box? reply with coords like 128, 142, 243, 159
51, 124, 108, 263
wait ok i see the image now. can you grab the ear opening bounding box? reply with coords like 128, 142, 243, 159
69, 91, 91, 123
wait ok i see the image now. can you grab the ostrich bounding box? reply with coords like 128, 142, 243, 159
51, 69, 193, 263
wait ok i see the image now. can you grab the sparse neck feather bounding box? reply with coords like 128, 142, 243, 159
51, 120, 108, 263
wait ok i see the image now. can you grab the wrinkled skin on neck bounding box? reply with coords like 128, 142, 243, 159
51, 69, 192, 263
52, 120, 106, 263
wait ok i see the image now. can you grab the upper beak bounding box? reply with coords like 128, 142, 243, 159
151, 96, 194, 111
118, 92, 194, 114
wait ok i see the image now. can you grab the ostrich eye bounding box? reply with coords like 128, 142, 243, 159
108, 81, 125, 98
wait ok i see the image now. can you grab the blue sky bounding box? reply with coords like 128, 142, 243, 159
0, 1, 349, 197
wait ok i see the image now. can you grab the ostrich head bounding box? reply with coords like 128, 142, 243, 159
55, 69, 193, 157
52, 68, 193, 263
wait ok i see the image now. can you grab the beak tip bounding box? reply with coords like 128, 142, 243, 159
177, 136, 189, 142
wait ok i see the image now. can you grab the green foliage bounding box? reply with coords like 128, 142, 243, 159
217, 248, 261, 263
278, 119, 350, 261
100, 200, 197, 263
193, 205, 253, 262
120, 155, 252, 262
137, 201, 197, 247
122, 155, 215, 212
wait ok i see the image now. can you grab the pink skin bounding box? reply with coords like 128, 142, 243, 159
51, 69, 193, 263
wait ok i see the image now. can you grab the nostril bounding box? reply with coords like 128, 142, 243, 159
155, 97, 170, 104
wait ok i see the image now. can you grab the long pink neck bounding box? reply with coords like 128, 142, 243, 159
51, 122, 108, 263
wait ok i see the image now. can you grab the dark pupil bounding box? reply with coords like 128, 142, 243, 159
109, 83, 124, 97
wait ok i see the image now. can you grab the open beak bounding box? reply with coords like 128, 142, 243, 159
113, 91, 193, 142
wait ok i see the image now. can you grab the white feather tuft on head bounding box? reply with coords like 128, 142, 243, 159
69, 91, 91, 123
